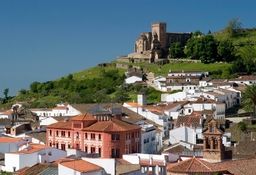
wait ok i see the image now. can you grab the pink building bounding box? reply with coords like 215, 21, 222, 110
46, 110, 141, 158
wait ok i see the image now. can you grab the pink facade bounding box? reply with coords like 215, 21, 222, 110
46, 113, 141, 158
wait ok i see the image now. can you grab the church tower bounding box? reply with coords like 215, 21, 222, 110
202, 118, 232, 162
151, 22, 166, 48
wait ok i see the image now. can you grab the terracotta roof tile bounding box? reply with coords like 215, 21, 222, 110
71, 113, 96, 121
167, 157, 221, 173
47, 120, 72, 129
84, 118, 141, 132
0, 137, 23, 143
124, 102, 142, 107
60, 159, 103, 173
9, 143, 52, 154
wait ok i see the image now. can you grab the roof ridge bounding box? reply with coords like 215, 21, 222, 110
186, 157, 195, 171
196, 158, 213, 171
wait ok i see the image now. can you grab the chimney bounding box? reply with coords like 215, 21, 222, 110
150, 156, 153, 165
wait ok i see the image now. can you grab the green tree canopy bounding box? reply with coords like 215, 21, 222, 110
169, 42, 184, 58
217, 40, 236, 62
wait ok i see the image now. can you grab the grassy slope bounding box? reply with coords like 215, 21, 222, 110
213, 30, 256, 44
5, 29, 256, 109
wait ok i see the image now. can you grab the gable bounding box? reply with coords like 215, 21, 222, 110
203, 118, 223, 135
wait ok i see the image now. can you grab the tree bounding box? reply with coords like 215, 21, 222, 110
198, 35, 217, 63
3, 88, 9, 100
242, 83, 256, 118
30, 81, 40, 93
169, 42, 184, 58
224, 18, 242, 37
217, 40, 236, 62
19, 88, 27, 95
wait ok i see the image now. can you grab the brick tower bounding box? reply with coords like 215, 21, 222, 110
202, 118, 232, 162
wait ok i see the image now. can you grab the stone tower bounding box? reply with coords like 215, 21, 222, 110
202, 118, 232, 162
151, 22, 166, 48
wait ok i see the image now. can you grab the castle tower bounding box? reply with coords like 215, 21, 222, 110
151, 22, 166, 48
202, 118, 232, 162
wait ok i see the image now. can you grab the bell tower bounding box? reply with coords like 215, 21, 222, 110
203, 118, 232, 162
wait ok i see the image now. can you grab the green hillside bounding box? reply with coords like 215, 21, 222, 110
1, 27, 255, 110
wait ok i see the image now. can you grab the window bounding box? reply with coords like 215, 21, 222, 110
85, 146, 88, 153
74, 124, 81, 128
111, 149, 115, 158
68, 144, 71, 148
56, 143, 59, 149
98, 134, 101, 140
211, 126, 214, 133
49, 130, 52, 136
99, 148, 101, 157
85, 133, 88, 139
91, 133, 95, 140
68, 132, 70, 138
75, 132, 79, 138
91, 147, 96, 153
111, 149, 120, 158
112, 134, 120, 140
61, 144, 65, 151
56, 131, 58, 136
116, 149, 120, 158
132, 133, 134, 138
49, 142, 52, 147
61, 131, 65, 137
147, 138, 149, 142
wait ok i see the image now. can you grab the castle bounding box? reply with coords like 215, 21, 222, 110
126, 22, 192, 62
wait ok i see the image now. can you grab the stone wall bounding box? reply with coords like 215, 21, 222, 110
116, 56, 149, 63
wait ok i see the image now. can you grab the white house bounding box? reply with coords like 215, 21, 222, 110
199, 77, 212, 87
190, 98, 225, 119
136, 122, 157, 154
125, 76, 143, 84
0, 137, 29, 153
167, 70, 206, 77
228, 75, 256, 85
3, 142, 67, 172
161, 92, 187, 103
169, 126, 197, 145
0, 109, 12, 119
152, 76, 167, 91
123, 153, 168, 174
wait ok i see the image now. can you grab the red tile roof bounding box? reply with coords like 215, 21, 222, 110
167, 157, 222, 173
84, 118, 141, 132
9, 143, 52, 154
71, 113, 96, 121
47, 120, 72, 129
60, 159, 103, 173
124, 102, 142, 107
0, 137, 23, 143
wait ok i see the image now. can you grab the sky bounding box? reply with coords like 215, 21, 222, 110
0, 0, 255, 97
